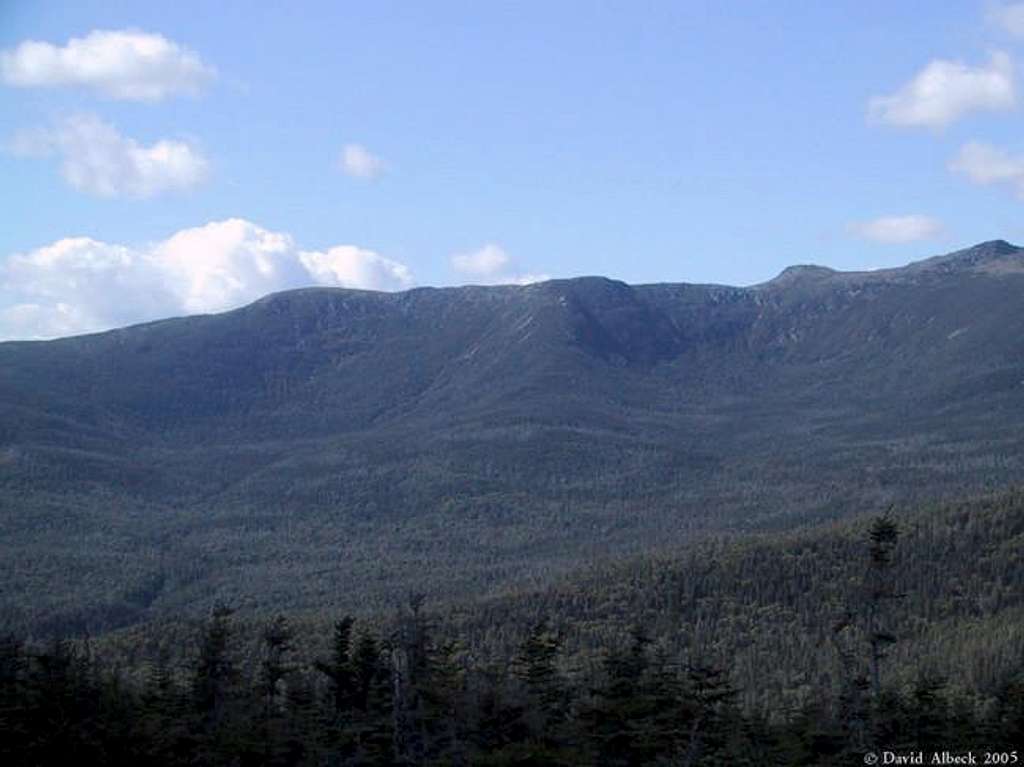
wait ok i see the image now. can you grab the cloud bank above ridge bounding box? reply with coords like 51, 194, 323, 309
450, 243, 548, 285
0, 219, 414, 340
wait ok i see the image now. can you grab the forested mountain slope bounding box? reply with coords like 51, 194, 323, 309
3, 240, 1024, 634
444, 488, 1024, 714
46, 487, 1021, 765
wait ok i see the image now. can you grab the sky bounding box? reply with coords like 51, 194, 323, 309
4, 1, 1024, 339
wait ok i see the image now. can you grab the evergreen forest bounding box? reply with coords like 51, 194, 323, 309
4, 489, 1023, 764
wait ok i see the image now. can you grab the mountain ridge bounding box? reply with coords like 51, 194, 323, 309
4, 239, 1020, 348
3, 239, 1024, 635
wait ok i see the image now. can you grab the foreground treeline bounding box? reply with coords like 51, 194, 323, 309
5, 493, 1024, 765
2, 619, 1023, 767
3, 596, 1024, 764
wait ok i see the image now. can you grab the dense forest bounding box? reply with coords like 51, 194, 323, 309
7, 243, 1024, 637
4, 608, 1022, 765
5, 243, 1024, 761
5, 489, 1023, 764
8, 0, 1024, 755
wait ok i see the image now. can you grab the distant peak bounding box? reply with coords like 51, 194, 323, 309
778, 264, 836, 278
910, 239, 1024, 275
969, 239, 1017, 254
952, 239, 1020, 262
764, 264, 837, 287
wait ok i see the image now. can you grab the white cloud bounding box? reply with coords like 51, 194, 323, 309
0, 302, 104, 342
451, 244, 511, 276
509, 273, 550, 285
339, 143, 385, 179
450, 243, 548, 285
0, 29, 214, 101
0, 237, 175, 336
0, 219, 415, 340
9, 114, 208, 198
299, 246, 412, 291
989, 4, 1024, 38
153, 219, 305, 313
949, 140, 1024, 195
868, 51, 1015, 129
849, 215, 944, 244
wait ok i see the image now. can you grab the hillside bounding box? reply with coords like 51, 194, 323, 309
444, 488, 1024, 713
101, 486, 1024, 711
49, 487, 1024, 764
3, 240, 1024, 634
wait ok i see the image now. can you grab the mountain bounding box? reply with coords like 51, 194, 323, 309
3, 240, 1024, 635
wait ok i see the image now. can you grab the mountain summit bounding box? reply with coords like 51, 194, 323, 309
908, 239, 1024, 275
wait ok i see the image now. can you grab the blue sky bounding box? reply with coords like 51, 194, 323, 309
3, 1, 1024, 338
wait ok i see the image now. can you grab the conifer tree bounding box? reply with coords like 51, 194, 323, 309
350, 630, 395, 764
866, 514, 900, 699
258, 614, 296, 765
512, 622, 566, 745
316, 615, 356, 715
191, 604, 241, 763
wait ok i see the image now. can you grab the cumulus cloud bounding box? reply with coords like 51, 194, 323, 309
0, 302, 103, 342
450, 244, 548, 285
339, 143, 385, 179
0, 29, 214, 101
451, 244, 511, 276
0, 237, 175, 338
0, 219, 415, 340
153, 219, 305, 313
8, 114, 208, 198
989, 3, 1024, 38
849, 215, 944, 244
299, 246, 412, 290
868, 52, 1015, 129
849, 215, 943, 244
949, 140, 1024, 195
